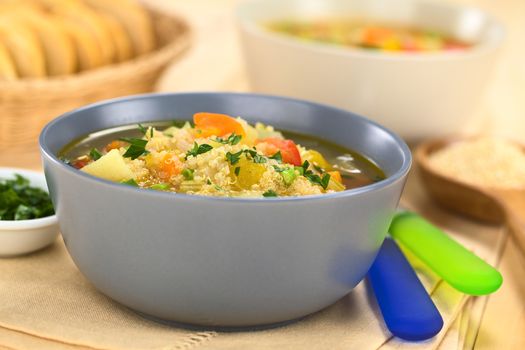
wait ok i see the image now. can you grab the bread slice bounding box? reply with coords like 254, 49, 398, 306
0, 40, 17, 80
0, 16, 46, 78
53, 15, 103, 71
33, 0, 116, 64
98, 11, 132, 62
83, 0, 155, 56
13, 8, 76, 76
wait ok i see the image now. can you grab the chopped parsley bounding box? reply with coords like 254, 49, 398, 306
299, 160, 331, 189
226, 150, 243, 165
313, 164, 324, 173
89, 148, 102, 161
304, 173, 331, 190
119, 137, 149, 160
234, 166, 240, 176
186, 142, 213, 159
269, 151, 282, 162
244, 149, 267, 164
263, 190, 278, 197
321, 173, 331, 189
138, 123, 147, 135
0, 174, 54, 221
182, 168, 194, 180
272, 165, 285, 173
301, 160, 310, 173
150, 183, 170, 191
214, 133, 242, 145
121, 179, 138, 187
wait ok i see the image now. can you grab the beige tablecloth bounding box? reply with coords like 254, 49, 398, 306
0, 174, 506, 350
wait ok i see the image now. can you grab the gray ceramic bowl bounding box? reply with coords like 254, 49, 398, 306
40, 93, 411, 327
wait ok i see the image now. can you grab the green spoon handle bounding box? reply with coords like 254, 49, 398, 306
389, 212, 503, 296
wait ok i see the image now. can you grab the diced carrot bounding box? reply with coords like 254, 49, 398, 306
193, 112, 246, 138
104, 140, 127, 152
362, 26, 393, 47
157, 153, 182, 180
328, 170, 343, 183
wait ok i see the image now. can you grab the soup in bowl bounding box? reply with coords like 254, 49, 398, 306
61, 113, 385, 197
40, 93, 411, 327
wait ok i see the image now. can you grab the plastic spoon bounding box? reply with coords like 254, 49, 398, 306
415, 137, 525, 258
389, 212, 502, 295
368, 238, 444, 341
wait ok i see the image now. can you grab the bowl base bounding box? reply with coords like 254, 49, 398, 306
132, 309, 306, 332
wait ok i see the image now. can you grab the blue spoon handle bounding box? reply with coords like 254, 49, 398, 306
368, 238, 444, 341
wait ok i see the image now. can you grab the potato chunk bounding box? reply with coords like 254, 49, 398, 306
81, 149, 134, 182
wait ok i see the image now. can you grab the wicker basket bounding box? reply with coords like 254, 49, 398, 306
0, 8, 191, 153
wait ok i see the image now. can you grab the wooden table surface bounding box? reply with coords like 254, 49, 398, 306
1, 0, 524, 349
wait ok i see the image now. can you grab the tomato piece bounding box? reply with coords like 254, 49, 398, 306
71, 157, 90, 169
257, 138, 302, 166
193, 112, 246, 138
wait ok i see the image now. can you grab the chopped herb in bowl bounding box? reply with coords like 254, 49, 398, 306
0, 174, 55, 221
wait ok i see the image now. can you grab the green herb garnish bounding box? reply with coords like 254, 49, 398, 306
119, 137, 149, 160
313, 164, 324, 173
301, 160, 310, 173
150, 183, 170, 191
186, 142, 213, 159
121, 179, 138, 187
272, 165, 284, 173
234, 167, 240, 176
263, 190, 278, 197
269, 151, 282, 163
226, 150, 243, 165
244, 149, 266, 164
304, 172, 331, 190
0, 174, 54, 221
214, 133, 242, 145
138, 123, 147, 135
320, 173, 331, 189
89, 148, 102, 161
299, 160, 330, 189
182, 168, 194, 180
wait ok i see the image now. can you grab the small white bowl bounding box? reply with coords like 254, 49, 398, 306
0, 168, 59, 257
237, 0, 505, 141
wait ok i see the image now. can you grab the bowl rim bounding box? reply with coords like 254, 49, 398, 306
0, 167, 58, 230
39, 92, 412, 203
236, 0, 505, 62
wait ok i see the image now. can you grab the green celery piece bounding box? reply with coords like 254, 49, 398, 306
389, 211, 503, 296
281, 168, 297, 186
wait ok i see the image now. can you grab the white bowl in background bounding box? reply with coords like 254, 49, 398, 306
0, 168, 58, 257
237, 0, 505, 142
